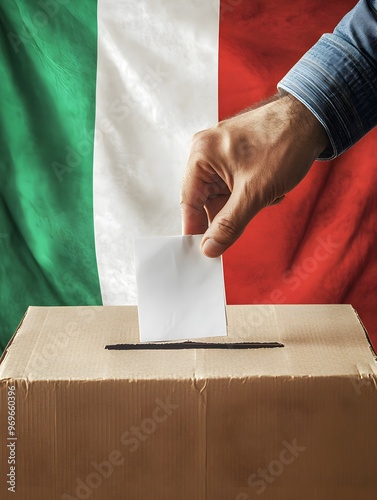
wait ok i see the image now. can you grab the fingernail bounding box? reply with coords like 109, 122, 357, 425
201, 238, 224, 258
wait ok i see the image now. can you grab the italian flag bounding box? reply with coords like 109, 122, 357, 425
1, 0, 376, 351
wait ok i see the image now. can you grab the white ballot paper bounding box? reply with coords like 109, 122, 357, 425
134, 234, 227, 342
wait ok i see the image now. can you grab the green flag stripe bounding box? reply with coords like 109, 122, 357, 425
0, 2, 101, 352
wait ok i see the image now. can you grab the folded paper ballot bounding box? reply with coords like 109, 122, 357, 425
134, 234, 227, 342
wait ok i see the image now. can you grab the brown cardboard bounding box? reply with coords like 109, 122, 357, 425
0, 305, 377, 499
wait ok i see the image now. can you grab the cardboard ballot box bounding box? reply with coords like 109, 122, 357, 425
1, 305, 377, 500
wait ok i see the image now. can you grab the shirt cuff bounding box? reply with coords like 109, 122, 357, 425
278, 34, 377, 160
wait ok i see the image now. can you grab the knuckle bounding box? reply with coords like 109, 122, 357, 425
191, 129, 221, 153
191, 129, 206, 142
216, 216, 240, 241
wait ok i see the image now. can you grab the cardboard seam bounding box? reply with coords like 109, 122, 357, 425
271, 305, 281, 343
204, 383, 208, 500
192, 351, 208, 500
53, 383, 58, 499
0, 307, 31, 368
352, 306, 377, 360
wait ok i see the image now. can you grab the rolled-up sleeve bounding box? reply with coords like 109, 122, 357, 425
278, 0, 377, 159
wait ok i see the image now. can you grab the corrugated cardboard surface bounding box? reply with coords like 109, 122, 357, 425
0, 305, 377, 499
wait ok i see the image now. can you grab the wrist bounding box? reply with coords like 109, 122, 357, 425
278, 90, 330, 158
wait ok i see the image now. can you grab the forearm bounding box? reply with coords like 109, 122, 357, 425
278, 0, 377, 159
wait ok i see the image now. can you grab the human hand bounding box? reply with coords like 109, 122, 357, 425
180, 92, 330, 257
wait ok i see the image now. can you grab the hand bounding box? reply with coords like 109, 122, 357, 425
180, 92, 330, 257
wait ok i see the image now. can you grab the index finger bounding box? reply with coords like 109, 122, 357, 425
181, 158, 229, 235
180, 161, 211, 235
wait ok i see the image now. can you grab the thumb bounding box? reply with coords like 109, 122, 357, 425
201, 185, 259, 258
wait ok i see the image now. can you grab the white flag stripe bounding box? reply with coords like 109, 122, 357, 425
93, 0, 220, 304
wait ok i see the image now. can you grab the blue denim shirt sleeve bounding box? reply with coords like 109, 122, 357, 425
278, 0, 377, 160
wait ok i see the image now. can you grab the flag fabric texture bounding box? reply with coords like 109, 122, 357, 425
0, 0, 376, 353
